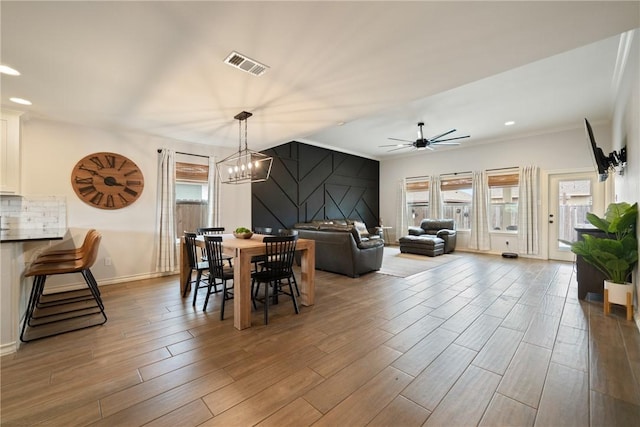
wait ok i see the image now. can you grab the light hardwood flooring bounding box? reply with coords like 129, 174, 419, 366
1, 251, 639, 426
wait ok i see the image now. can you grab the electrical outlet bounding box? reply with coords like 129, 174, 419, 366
104, 257, 112, 266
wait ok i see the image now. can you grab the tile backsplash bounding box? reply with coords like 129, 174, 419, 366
0, 196, 67, 230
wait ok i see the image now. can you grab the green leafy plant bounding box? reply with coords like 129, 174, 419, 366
563, 202, 638, 284
235, 227, 251, 234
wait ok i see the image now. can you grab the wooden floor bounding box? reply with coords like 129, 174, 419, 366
2, 251, 639, 426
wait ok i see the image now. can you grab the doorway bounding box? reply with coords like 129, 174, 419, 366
548, 172, 604, 261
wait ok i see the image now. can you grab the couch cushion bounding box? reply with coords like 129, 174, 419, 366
353, 221, 370, 237
398, 235, 445, 247
358, 238, 385, 249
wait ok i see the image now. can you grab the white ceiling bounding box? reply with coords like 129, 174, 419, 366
1, 1, 639, 160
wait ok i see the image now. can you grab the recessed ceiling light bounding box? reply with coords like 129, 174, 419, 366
10, 97, 32, 105
504, 121, 515, 126
0, 65, 20, 76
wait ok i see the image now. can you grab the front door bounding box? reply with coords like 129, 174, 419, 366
548, 172, 604, 261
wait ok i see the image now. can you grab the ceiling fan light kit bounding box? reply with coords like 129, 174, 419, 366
216, 111, 273, 184
381, 122, 470, 152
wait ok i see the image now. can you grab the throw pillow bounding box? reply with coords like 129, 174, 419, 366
353, 221, 370, 237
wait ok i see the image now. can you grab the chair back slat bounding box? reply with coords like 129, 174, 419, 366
254, 226, 273, 235
203, 235, 228, 278
184, 232, 201, 268
197, 227, 225, 235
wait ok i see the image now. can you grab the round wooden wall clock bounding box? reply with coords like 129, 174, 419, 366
71, 152, 144, 210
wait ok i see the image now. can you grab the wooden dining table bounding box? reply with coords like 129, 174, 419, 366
180, 233, 315, 330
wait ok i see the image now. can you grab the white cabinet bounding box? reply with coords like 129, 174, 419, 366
0, 241, 24, 354
0, 110, 23, 194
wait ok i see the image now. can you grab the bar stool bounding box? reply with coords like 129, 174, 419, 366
20, 231, 107, 342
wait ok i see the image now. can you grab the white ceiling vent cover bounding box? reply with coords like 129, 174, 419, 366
224, 51, 269, 76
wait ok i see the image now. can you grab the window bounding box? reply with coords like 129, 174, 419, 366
175, 161, 209, 234
405, 170, 520, 233
441, 176, 472, 230
488, 173, 519, 232
405, 178, 429, 227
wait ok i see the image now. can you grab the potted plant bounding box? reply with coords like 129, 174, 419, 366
565, 202, 637, 318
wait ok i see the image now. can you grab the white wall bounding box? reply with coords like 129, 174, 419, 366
379, 123, 612, 248
19, 117, 251, 284
611, 30, 639, 325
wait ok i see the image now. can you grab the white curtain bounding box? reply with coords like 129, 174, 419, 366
518, 165, 539, 254
468, 171, 491, 250
155, 149, 177, 273
395, 178, 407, 244
207, 156, 221, 227
429, 175, 442, 219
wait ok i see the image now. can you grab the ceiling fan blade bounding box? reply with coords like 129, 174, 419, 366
387, 137, 415, 143
379, 143, 412, 147
431, 135, 470, 144
428, 129, 456, 141
388, 145, 413, 152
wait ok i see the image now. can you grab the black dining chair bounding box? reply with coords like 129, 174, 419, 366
202, 235, 234, 318
251, 226, 273, 272
197, 227, 232, 267
183, 232, 215, 304
251, 234, 299, 324
274, 229, 300, 296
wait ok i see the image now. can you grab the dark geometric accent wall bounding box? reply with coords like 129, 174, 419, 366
252, 141, 379, 230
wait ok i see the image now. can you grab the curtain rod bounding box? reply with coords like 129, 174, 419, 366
157, 149, 210, 159
440, 166, 518, 177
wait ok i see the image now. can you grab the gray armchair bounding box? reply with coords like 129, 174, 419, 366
408, 219, 457, 253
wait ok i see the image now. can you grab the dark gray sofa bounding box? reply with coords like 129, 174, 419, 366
293, 219, 384, 277
399, 219, 457, 256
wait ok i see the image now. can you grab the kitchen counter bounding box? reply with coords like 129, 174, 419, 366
1, 228, 66, 243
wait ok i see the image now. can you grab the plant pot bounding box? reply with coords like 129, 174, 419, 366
603, 280, 634, 320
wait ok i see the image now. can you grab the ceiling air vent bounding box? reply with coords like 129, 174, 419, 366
224, 51, 269, 77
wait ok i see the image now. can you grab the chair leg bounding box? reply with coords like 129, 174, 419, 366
251, 279, 259, 310
288, 278, 299, 314
220, 280, 229, 320
192, 270, 203, 306
182, 269, 192, 297
291, 273, 300, 297
203, 276, 218, 311
264, 281, 270, 325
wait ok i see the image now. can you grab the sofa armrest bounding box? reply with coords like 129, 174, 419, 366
436, 229, 456, 238
408, 226, 425, 236
369, 226, 383, 238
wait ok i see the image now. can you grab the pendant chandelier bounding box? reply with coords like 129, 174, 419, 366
216, 111, 273, 184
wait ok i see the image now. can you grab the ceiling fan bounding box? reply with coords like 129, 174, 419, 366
380, 122, 470, 152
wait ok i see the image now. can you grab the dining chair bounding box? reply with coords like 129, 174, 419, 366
274, 229, 300, 296
202, 235, 234, 319
183, 232, 215, 304
20, 231, 107, 342
251, 234, 299, 324
197, 227, 232, 267
251, 226, 273, 272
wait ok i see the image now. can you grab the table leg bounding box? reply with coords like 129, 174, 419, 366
299, 245, 315, 306
233, 249, 252, 330
179, 239, 189, 296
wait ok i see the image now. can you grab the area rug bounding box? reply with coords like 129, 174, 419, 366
377, 246, 463, 278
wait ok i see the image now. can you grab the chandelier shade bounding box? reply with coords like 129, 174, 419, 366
217, 111, 273, 184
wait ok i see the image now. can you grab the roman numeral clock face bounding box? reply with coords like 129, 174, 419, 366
71, 152, 144, 210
